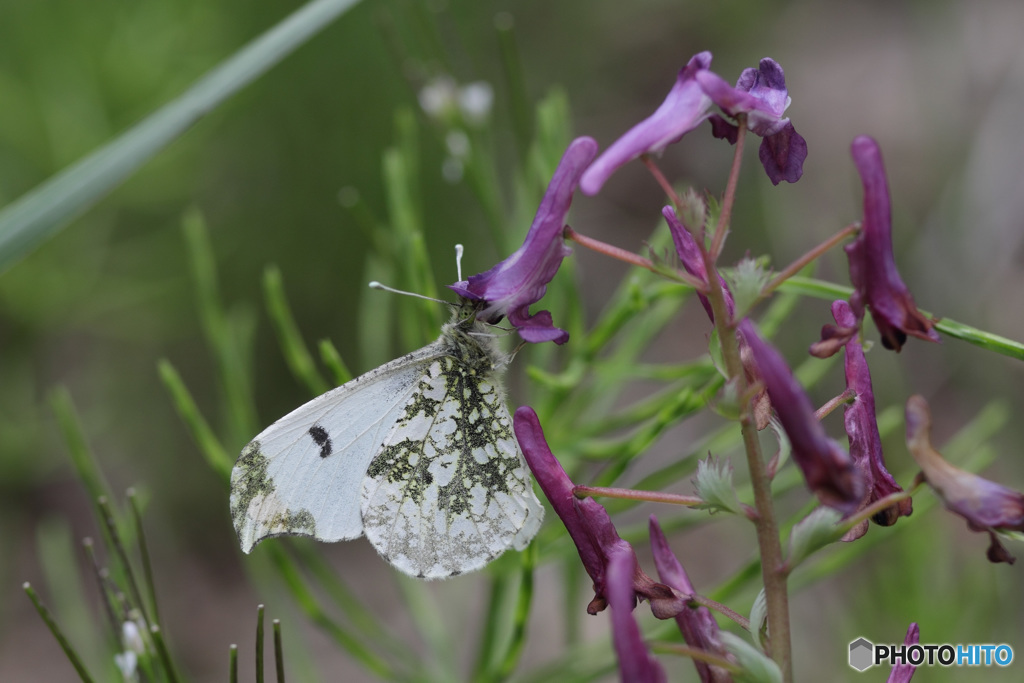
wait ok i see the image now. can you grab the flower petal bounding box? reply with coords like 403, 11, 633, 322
846, 136, 939, 351
449, 137, 598, 344
835, 300, 912, 529
580, 52, 713, 195
886, 623, 920, 683
905, 395, 1024, 563
607, 548, 668, 683
740, 319, 865, 513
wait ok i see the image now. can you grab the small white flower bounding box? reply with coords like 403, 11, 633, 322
445, 130, 471, 159
441, 157, 464, 183
114, 650, 138, 681
458, 82, 494, 124
122, 620, 145, 655
418, 76, 458, 118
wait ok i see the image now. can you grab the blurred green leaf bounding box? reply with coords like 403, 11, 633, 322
0, 0, 364, 273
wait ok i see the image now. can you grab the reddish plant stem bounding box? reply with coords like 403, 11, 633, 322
763, 222, 860, 297
564, 226, 706, 290
815, 389, 855, 421
640, 154, 683, 209
709, 115, 747, 261
572, 484, 704, 507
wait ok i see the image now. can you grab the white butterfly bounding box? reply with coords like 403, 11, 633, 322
229, 299, 544, 579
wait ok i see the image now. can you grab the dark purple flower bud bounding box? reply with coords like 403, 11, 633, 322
513, 407, 683, 615
845, 136, 940, 351
649, 516, 733, 683
739, 319, 865, 513
580, 52, 713, 196
905, 395, 1024, 564
663, 208, 770, 428
886, 623, 920, 683
662, 206, 733, 322
607, 548, 668, 683
833, 300, 912, 538
697, 59, 807, 185
449, 137, 598, 344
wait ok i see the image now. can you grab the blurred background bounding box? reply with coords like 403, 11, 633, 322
2, 0, 1024, 680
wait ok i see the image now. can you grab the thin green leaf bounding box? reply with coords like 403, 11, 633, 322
0, 0, 366, 272
0, 0, 364, 273
157, 359, 233, 481
263, 265, 329, 396
318, 339, 353, 385
23, 583, 97, 683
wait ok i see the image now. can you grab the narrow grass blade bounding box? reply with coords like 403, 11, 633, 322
256, 604, 266, 683
273, 619, 286, 683
23, 583, 96, 683
318, 339, 353, 386
126, 490, 161, 627
263, 266, 329, 396
158, 359, 232, 481
96, 496, 150, 627
229, 644, 239, 683
0, 0, 364, 273
49, 387, 112, 514
149, 624, 181, 683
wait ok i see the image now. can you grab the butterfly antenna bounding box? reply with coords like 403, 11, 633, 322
368, 281, 449, 305
454, 243, 464, 282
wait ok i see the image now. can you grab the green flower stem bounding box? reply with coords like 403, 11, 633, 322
96, 496, 151, 627
229, 644, 239, 683
703, 124, 793, 683
472, 575, 510, 681
263, 266, 330, 397
23, 583, 96, 683
650, 642, 742, 673
150, 624, 181, 683
687, 594, 750, 631
778, 276, 1024, 361
572, 485, 704, 507
127, 490, 162, 627
256, 604, 265, 683
273, 620, 286, 683
496, 543, 538, 679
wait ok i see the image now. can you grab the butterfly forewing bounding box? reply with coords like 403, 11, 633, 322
359, 353, 544, 579
230, 344, 446, 552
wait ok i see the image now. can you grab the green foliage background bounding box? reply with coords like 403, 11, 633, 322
3, 0, 1024, 681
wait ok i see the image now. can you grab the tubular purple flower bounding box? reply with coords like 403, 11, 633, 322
649, 516, 732, 683
662, 206, 733, 321
834, 300, 912, 537
698, 59, 807, 184
739, 319, 865, 513
580, 52, 713, 196
513, 407, 683, 615
449, 136, 598, 344
607, 548, 668, 683
886, 623, 920, 683
905, 395, 1024, 564
846, 136, 940, 351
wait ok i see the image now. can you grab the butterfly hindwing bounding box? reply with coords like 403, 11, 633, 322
230, 344, 446, 553
360, 353, 544, 579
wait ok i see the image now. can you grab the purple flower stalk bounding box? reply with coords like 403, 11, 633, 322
698, 59, 807, 185
513, 407, 684, 616
845, 136, 940, 352
886, 623, 920, 683
580, 52, 713, 196
739, 319, 865, 513
649, 516, 733, 683
607, 548, 669, 683
832, 300, 912, 540
905, 395, 1024, 564
449, 136, 598, 344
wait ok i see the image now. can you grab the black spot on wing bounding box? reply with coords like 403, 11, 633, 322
309, 425, 332, 458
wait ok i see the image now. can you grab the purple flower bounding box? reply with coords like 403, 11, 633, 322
649, 516, 732, 683
698, 59, 807, 185
739, 319, 865, 513
845, 136, 940, 352
887, 623, 920, 683
832, 300, 912, 540
580, 52, 713, 196
449, 137, 598, 344
513, 407, 684, 615
607, 548, 668, 683
905, 395, 1024, 564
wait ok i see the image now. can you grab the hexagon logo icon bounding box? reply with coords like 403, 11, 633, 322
849, 637, 874, 671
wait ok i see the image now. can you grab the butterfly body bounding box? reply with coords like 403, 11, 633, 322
230, 304, 544, 579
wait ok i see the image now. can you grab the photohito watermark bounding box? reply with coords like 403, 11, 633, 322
849, 637, 1014, 671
